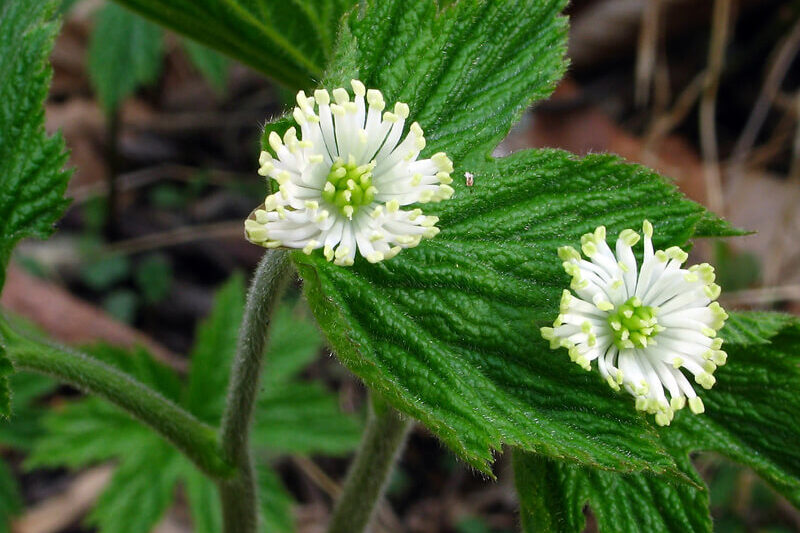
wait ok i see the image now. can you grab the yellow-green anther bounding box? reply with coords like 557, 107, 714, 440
607, 296, 660, 350
619, 229, 640, 247
558, 246, 581, 262
322, 158, 378, 217
642, 219, 653, 238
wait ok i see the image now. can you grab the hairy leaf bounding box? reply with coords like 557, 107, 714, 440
0, 0, 69, 414
109, 0, 353, 88
286, 0, 711, 473
323, 0, 568, 164
718, 311, 794, 346
297, 149, 716, 473
514, 449, 711, 533
513, 312, 800, 532
669, 312, 800, 507
0, 0, 71, 292
88, 3, 164, 112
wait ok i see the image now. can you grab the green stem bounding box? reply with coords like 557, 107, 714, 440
218, 250, 292, 533
327, 396, 412, 533
3, 338, 231, 479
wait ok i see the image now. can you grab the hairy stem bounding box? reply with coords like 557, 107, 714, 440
1, 325, 231, 478
327, 396, 411, 533
218, 250, 292, 533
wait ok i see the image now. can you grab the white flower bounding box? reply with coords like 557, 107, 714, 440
541, 221, 729, 426
245, 79, 454, 266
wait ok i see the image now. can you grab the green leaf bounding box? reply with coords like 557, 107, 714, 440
0, 372, 57, 449
263, 305, 323, 385
27, 397, 156, 469
87, 343, 183, 403
185, 274, 245, 424
514, 312, 800, 532
324, 0, 568, 163
26, 342, 181, 471
668, 312, 800, 507
25, 276, 359, 532
0, 0, 71, 291
184, 464, 222, 533
88, 3, 164, 113
0, 459, 21, 533
257, 463, 295, 533
87, 439, 183, 533
297, 149, 714, 473
109, 0, 352, 89
81, 254, 132, 291
514, 449, 711, 533
182, 38, 229, 93
0, 350, 9, 418
183, 274, 361, 457
718, 311, 794, 346
692, 210, 750, 238
25, 350, 185, 533
287, 0, 700, 474
254, 382, 362, 456
182, 459, 295, 533
134, 253, 173, 304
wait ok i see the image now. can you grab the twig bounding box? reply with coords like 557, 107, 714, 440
762, 91, 800, 286
730, 17, 800, 168
790, 92, 800, 182
104, 221, 243, 256
292, 456, 341, 499
645, 69, 706, 149
1, 265, 184, 369
699, 0, 733, 215
291, 456, 403, 533
12, 466, 113, 533
738, 112, 796, 170
635, 0, 661, 108
719, 285, 800, 306
105, 110, 121, 240
69, 164, 251, 204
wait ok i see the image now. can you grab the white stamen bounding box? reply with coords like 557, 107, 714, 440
245, 80, 452, 265
541, 221, 728, 425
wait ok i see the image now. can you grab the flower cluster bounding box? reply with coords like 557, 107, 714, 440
541, 221, 728, 426
245, 79, 454, 266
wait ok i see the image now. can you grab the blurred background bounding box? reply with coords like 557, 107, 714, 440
2, 0, 800, 531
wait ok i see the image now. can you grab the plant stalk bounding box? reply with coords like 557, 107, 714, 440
218, 250, 292, 533
3, 335, 231, 479
327, 396, 411, 533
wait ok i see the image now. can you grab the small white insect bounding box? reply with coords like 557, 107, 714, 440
464, 171, 474, 187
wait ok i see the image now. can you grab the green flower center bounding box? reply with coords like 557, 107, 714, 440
607, 296, 661, 349
322, 158, 377, 218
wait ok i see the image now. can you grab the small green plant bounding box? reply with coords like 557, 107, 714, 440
1, 1, 800, 533
25, 276, 361, 532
